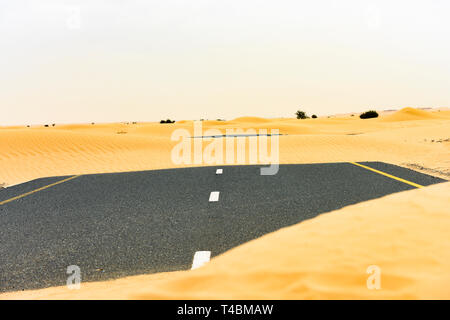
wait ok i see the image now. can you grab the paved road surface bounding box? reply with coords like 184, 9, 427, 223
0, 162, 445, 292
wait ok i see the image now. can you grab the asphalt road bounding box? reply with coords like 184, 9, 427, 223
0, 162, 446, 292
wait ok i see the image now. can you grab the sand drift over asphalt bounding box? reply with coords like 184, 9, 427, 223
2, 181, 449, 299
1, 107, 450, 299
0, 163, 444, 293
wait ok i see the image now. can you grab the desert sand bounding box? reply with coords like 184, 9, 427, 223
1, 107, 449, 299
1, 107, 449, 188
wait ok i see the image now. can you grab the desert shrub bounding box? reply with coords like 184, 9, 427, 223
360, 110, 379, 119
160, 119, 175, 124
295, 110, 309, 119
44, 124, 49, 127
312, 114, 317, 118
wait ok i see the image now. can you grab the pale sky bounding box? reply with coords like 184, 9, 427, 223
1, 0, 449, 125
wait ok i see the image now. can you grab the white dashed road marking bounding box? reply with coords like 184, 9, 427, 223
191, 251, 211, 270
209, 191, 220, 202
216, 169, 223, 175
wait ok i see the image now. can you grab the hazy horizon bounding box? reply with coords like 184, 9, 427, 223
1, 0, 449, 126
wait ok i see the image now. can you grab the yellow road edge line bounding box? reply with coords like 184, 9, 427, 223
349, 162, 423, 188
0, 175, 81, 206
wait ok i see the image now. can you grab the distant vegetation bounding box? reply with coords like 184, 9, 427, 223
360, 110, 379, 119
160, 119, 175, 124
312, 114, 317, 119
295, 110, 309, 119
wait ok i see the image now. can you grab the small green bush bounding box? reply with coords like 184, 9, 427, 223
295, 110, 309, 119
360, 110, 379, 119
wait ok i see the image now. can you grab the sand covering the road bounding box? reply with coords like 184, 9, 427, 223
2, 181, 449, 299
1, 107, 450, 299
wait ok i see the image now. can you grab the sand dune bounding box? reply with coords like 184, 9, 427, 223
381, 107, 448, 122
1, 107, 449, 299
0, 128, 174, 186
1, 107, 449, 187
232, 116, 273, 123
